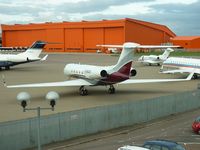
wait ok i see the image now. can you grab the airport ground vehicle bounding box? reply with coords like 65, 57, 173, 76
143, 140, 185, 150
192, 116, 200, 134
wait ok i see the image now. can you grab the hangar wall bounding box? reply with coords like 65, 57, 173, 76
0, 90, 199, 150
171, 36, 200, 50
125, 20, 172, 45
1, 18, 175, 53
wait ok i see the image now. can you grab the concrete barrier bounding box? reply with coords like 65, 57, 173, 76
0, 90, 199, 150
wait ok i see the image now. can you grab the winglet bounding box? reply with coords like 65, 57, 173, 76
186, 72, 194, 80
41, 54, 48, 61
2, 74, 7, 87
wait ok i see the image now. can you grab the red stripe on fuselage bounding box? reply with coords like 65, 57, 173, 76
100, 62, 132, 84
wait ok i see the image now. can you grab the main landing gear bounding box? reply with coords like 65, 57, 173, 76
79, 85, 116, 96
108, 85, 115, 94
193, 73, 198, 79
79, 86, 88, 96
5, 66, 10, 70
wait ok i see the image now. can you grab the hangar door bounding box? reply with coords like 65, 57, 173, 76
4, 30, 46, 47
3, 31, 19, 47
104, 27, 124, 44
84, 28, 104, 53
65, 29, 83, 52
46, 29, 64, 52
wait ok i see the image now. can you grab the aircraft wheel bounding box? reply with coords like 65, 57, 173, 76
79, 86, 88, 96
149, 63, 152, 66
108, 85, 115, 94
157, 63, 160, 66
5, 66, 10, 70
193, 74, 198, 80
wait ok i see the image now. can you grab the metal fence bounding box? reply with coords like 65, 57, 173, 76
0, 90, 200, 150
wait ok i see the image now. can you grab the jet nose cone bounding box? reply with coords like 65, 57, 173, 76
63, 64, 69, 75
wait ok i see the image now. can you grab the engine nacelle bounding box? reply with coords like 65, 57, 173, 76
100, 70, 108, 77
130, 69, 137, 77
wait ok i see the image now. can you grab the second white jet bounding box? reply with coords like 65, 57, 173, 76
138, 48, 174, 66
0, 41, 48, 70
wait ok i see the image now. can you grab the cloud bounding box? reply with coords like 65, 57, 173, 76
0, 0, 199, 35
144, 0, 200, 35
56, 0, 154, 13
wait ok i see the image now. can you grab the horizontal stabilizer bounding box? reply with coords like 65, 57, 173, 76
41, 55, 48, 61
97, 42, 180, 49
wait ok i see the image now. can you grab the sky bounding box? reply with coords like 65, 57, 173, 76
0, 0, 199, 35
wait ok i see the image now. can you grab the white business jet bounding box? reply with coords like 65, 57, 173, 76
160, 57, 200, 79
0, 41, 48, 70
5, 42, 193, 96
138, 48, 174, 66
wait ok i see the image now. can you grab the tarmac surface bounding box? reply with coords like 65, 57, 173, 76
0, 53, 199, 122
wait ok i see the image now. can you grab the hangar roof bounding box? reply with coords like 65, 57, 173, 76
171, 36, 200, 41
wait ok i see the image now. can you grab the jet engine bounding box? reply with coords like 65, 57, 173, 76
100, 70, 108, 77
130, 68, 137, 77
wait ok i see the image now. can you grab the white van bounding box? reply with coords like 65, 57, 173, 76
118, 145, 150, 150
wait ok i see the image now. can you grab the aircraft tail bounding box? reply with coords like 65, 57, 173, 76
112, 43, 139, 75
18, 41, 46, 58
159, 48, 174, 60
97, 43, 178, 76
97, 42, 139, 76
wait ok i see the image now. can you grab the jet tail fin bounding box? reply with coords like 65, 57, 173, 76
159, 48, 174, 60
18, 41, 46, 58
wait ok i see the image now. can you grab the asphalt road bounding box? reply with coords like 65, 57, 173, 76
42, 108, 200, 150
0, 53, 199, 122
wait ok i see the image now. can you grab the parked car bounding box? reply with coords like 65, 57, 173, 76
118, 145, 150, 150
143, 139, 185, 150
192, 116, 200, 134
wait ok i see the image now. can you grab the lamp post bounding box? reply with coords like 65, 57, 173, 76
16, 91, 59, 150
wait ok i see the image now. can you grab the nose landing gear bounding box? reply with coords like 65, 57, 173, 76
79, 86, 88, 96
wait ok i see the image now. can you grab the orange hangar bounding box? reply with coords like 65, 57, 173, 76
1, 18, 176, 53
171, 36, 200, 51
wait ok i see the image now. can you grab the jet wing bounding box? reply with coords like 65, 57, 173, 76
161, 68, 200, 74
6, 79, 93, 88
119, 73, 193, 84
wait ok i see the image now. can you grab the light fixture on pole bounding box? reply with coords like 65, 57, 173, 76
16, 91, 59, 150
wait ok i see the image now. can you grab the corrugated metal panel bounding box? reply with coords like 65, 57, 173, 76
65, 28, 83, 52
104, 27, 124, 45
2, 18, 176, 51
171, 36, 200, 49
125, 21, 165, 45
45, 29, 64, 52
126, 18, 176, 37
84, 28, 104, 52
